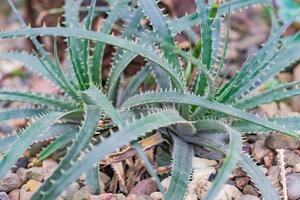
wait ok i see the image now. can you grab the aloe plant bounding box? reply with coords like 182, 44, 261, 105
0, 0, 300, 199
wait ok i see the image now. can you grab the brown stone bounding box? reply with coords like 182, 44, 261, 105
243, 185, 259, 196
126, 194, 152, 200
19, 189, 33, 200
252, 140, 271, 161
235, 177, 250, 190
42, 159, 58, 179
265, 134, 299, 150
263, 151, 275, 168
0, 172, 22, 192
24, 179, 42, 192
8, 189, 20, 200
129, 178, 157, 196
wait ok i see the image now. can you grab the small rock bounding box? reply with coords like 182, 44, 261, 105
286, 167, 293, 175
277, 72, 293, 82
88, 193, 114, 200
291, 96, 300, 112
252, 140, 271, 161
263, 151, 275, 168
278, 102, 293, 115
235, 177, 249, 190
73, 186, 95, 200
231, 168, 246, 178
215, 184, 243, 200
243, 185, 259, 196
285, 150, 300, 167
8, 189, 20, 200
42, 159, 58, 179
191, 179, 212, 199
26, 167, 43, 182
150, 192, 163, 200
0, 192, 9, 200
192, 157, 217, 168
0, 172, 22, 192
267, 166, 280, 177
292, 64, 300, 111
14, 157, 29, 171
126, 194, 152, 200
19, 189, 33, 200
193, 167, 216, 180
129, 178, 157, 195
261, 167, 268, 175
16, 168, 28, 184
267, 166, 280, 188
287, 173, 300, 200
114, 194, 126, 200
293, 163, 300, 173
240, 194, 260, 200
259, 102, 278, 116
24, 179, 42, 192
161, 177, 171, 190
265, 134, 299, 150
61, 182, 80, 200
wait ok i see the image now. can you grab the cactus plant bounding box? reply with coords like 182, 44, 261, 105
0, 0, 300, 199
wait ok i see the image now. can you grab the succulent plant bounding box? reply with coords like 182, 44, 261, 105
0, 0, 300, 199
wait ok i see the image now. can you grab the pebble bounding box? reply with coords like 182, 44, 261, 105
240, 194, 260, 200
265, 134, 299, 150
0, 172, 22, 192
231, 168, 246, 178
293, 163, 300, 173
24, 179, 42, 192
188, 178, 242, 200
277, 72, 293, 82
129, 178, 157, 195
193, 167, 216, 180
26, 167, 43, 182
13, 157, 29, 171
150, 192, 163, 200
190, 179, 211, 199
267, 166, 280, 188
243, 185, 259, 196
61, 182, 80, 200
88, 193, 113, 200
0, 192, 9, 200
287, 173, 300, 200
259, 102, 278, 116
292, 64, 300, 111
73, 186, 95, 200
285, 150, 300, 167
192, 157, 217, 180
235, 177, 249, 190
278, 102, 293, 115
252, 140, 271, 161
161, 177, 171, 190
42, 159, 58, 179
8, 189, 20, 200
114, 194, 127, 200
126, 194, 152, 200
192, 157, 217, 168
215, 184, 243, 200
19, 189, 33, 200
16, 167, 28, 184
88, 193, 126, 200
263, 151, 275, 168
